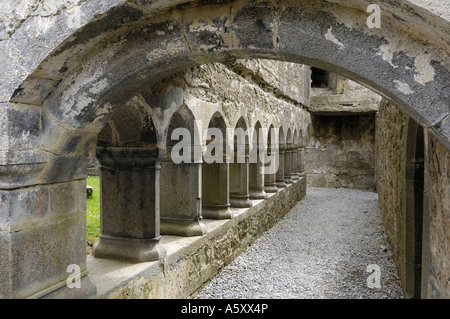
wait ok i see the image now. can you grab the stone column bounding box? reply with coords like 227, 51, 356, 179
229, 149, 252, 208
284, 144, 293, 184
202, 156, 232, 219
276, 144, 287, 188
264, 145, 278, 193
297, 146, 305, 177
249, 146, 267, 200
160, 147, 205, 237
93, 147, 167, 262
291, 144, 299, 181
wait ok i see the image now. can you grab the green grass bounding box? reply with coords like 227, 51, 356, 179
86, 176, 100, 244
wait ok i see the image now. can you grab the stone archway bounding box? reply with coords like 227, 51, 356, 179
229, 117, 252, 208
1, 0, 449, 299
201, 111, 232, 220
160, 104, 206, 237
94, 101, 167, 263
264, 124, 278, 193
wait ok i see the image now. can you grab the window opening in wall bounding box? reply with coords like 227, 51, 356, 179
311, 67, 329, 88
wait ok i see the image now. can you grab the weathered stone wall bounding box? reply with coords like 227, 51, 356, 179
305, 114, 376, 189
1, 0, 449, 299
90, 59, 311, 171
425, 133, 450, 298
88, 180, 305, 299
107, 59, 312, 147
228, 59, 310, 108
305, 77, 379, 190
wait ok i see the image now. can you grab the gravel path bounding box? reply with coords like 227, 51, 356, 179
195, 187, 404, 299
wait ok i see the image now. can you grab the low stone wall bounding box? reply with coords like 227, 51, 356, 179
86, 177, 306, 299
305, 114, 376, 190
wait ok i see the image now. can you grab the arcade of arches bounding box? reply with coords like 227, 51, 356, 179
0, 0, 448, 299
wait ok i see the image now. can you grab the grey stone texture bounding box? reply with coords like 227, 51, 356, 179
310, 78, 381, 115
93, 147, 167, 262
306, 114, 377, 190
89, 178, 306, 299
0, 180, 96, 298
0, 0, 449, 299
425, 133, 450, 299
195, 188, 404, 299
1, 0, 448, 157
376, 98, 450, 299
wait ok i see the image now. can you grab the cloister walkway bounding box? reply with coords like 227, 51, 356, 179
195, 187, 405, 299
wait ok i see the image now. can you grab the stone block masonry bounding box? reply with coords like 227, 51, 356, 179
376, 98, 450, 299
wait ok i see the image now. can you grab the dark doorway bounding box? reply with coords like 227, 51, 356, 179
405, 120, 424, 299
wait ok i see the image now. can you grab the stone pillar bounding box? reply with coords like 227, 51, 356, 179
264, 145, 278, 193
249, 145, 267, 200
291, 144, 299, 181
202, 156, 232, 219
284, 144, 293, 184
160, 147, 205, 237
276, 145, 287, 188
93, 147, 167, 262
297, 146, 305, 176
0, 178, 97, 298
229, 149, 252, 208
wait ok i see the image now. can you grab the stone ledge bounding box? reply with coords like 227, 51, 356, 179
85, 177, 306, 299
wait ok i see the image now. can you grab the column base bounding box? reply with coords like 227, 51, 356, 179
264, 183, 278, 193
291, 174, 299, 181
284, 177, 293, 184
160, 218, 206, 237
249, 190, 267, 200
230, 195, 253, 208
202, 205, 233, 219
92, 235, 167, 263
297, 171, 306, 178
276, 180, 287, 188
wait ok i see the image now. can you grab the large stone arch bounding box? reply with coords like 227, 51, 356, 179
276, 126, 287, 188
3, 0, 449, 190
1, 0, 449, 299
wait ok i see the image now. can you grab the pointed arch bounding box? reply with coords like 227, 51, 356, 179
160, 104, 205, 236
264, 124, 278, 193
201, 111, 232, 219
229, 116, 252, 208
